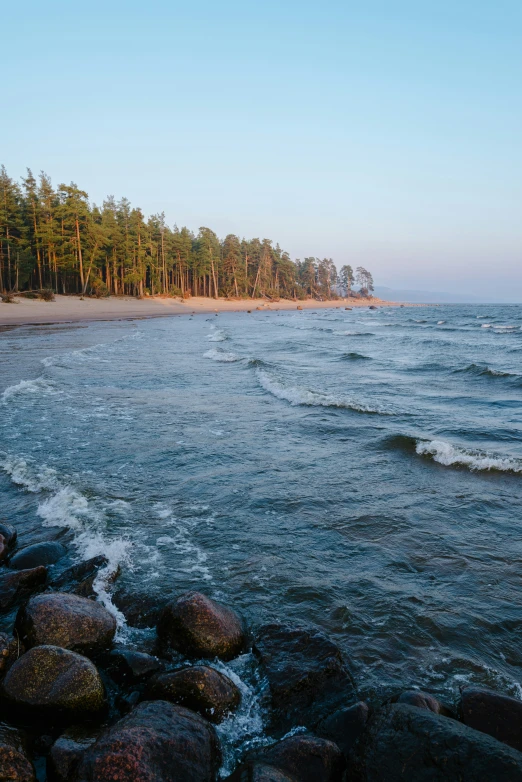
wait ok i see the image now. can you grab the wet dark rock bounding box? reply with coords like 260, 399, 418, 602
50, 556, 108, 598
344, 308, 352, 311
0, 536, 8, 564
47, 726, 99, 782
157, 591, 245, 661
74, 700, 220, 781
393, 689, 454, 717
236, 735, 344, 782
104, 648, 164, 685
0, 522, 17, 550
369, 305, 377, 310
0, 723, 35, 781
10, 542, 66, 571
145, 665, 241, 723
316, 701, 369, 756
0, 631, 24, 678
225, 764, 297, 781
112, 589, 163, 628
253, 624, 356, 734
0, 566, 47, 611
460, 686, 522, 751
350, 703, 522, 781
2, 645, 105, 719
16, 592, 116, 654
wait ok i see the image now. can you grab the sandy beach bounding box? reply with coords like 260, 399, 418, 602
0, 294, 402, 327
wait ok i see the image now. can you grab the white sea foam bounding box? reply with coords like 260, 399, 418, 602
154, 504, 212, 582
41, 330, 142, 368
481, 324, 492, 328
256, 369, 387, 414
0, 453, 131, 630
437, 321, 445, 325
416, 440, 522, 473
1, 377, 59, 404
207, 329, 227, 342
203, 348, 240, 363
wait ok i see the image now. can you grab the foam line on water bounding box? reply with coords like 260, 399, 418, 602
204, 348, 240, 363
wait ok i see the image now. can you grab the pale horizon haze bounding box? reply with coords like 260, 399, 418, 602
2, 0, 521, 300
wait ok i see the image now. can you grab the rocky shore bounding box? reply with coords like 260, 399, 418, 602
0, 522, 521, 781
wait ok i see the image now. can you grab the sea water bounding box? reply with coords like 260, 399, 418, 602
1, 304, 522, 770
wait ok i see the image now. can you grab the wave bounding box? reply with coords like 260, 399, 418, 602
1, 377, 59, 405
415, 439, 522, 473
334, 330, 375, 337
0, 453, 131, 630
255, 370, 389, 414
204, 348, 241, 363
339, 352, 370, 361
41, 330, 142, 368
454, 363, 520, 381
207, 329, 227, 342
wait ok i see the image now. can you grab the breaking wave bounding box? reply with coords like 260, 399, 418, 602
255, 369, 389, 414
207, 329, 227, 342
0, 453, 131, 630
415, 440, 522, 473
1, 377, 59, 404
455, 364, 520, 382
204, 348, 241, 363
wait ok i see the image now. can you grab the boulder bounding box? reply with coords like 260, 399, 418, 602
2, 645, 105, 719
103, 648, 163, 685
74, 700, 220, 781
350, 703, 522, 781
10, 541, 66, 570
0, 566, 47, 611
253, 624, 356, 733
50, 556, 108, 598
145, 665, 241, 723
0, 723, 35, 781
47, 727, 99, 782
460, 686, 522, 751
16, 592, 116, 654
393, 690, 454, 717
112, 589, 163, 628
316, 702, 369, 756
157, 591, 245, 661
0, 522, 17, 550
225, 764, 297, 781
235, 735, 344, 782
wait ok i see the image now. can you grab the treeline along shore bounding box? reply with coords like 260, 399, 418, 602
0, 519, 520, 780
0, 165, 374, 302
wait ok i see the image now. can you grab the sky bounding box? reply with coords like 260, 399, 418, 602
2, 0, 521, 300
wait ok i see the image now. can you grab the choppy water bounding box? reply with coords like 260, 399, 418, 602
1, 304, 522, 769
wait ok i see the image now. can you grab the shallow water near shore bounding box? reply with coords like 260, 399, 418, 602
1, 303, 522, 768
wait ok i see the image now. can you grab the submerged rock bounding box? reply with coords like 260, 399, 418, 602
74, 700, 220, 781
393, 690, 454, 717
16, 592, 116, 654
47, 727, 99, 782
233, 735, 344, 782
104, 648, 164, 685
253, 624, 357, 733
460, 686, 522, 751
0, 566, 47, 611
10, 542, 66, 570
157, 591, 245, 661
145, 665, 241, 723
0, 536, 8, 564
350, 703, 522, 781
0, 522, 17, 550
316, 701, 369, 756
0, 723, 35, 781
2, 645, 105, 719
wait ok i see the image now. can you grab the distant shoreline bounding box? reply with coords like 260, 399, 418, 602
0, 294, 410, 327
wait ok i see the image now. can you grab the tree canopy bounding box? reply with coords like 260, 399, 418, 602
0, 165, 374, 300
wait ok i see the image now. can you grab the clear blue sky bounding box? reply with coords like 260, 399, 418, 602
2, 0, 521, 299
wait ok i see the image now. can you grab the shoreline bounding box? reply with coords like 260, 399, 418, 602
0, 293, 408, 327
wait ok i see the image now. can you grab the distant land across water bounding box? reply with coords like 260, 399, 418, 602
374, 286, 522, 305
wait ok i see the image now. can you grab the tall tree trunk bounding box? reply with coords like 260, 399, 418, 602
75, 217, 84, 290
